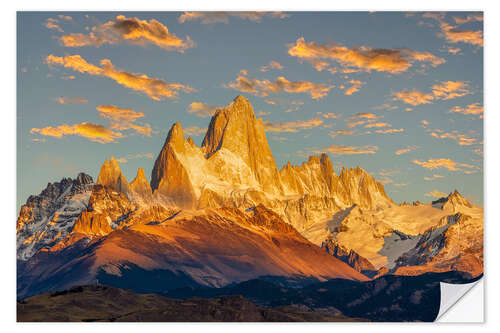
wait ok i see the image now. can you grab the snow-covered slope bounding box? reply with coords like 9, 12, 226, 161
16, 173, 94, 260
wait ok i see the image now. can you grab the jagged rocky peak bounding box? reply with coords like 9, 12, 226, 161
97, 156, 129, 193
16, 173, 95, 260
129, 167, 152, 198
150, 121, 196, 207
433, 189, 472, 211
201, 95, 284, 195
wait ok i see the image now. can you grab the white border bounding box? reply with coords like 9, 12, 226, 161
3, 0, 499, 331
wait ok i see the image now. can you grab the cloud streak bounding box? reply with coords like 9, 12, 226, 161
316, 145, 379, 155
30, 123, 122, 144
263, 118, 324, 133
46, 54, 195, 100
413, 158, 477, 172
31, 104, 152, 143
392, 81, 471, 105
54, 97, 88, 104
187, 102, 219, 118
60, 15, 195, 52
288, 37, 445, 74
225, 73, 334, 99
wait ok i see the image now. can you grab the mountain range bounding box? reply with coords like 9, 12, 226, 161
17, 96, 483, 303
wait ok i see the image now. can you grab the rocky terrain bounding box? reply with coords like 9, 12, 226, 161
17, 95, 483, 306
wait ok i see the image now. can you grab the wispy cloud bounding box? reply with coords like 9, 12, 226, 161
224, 73, 334, 99
187, 102, 219, 118
96, 105, 152, 136
449, 103, 483, 118
46, 54, 195, 101
343, 80, 365, 95
413, 158, 477, 172
287, 37, 445, 74
428, 129, 478, 146
424, 174, 444, 181
263, 118, 323, 133
392, 80, 471, 105
30, 104, 151, 143
54, 96, 88, 105
419, 12, 483, 47
30, 123, 122, 144
395, 145, 418, 155
60, 15, 195, 52
375, 128, 404, 134
315, 144, 378, 155
260, 61, 284, 72
328, 129, 355, 138
425, 189, 448, 198
178, 11, 290, 24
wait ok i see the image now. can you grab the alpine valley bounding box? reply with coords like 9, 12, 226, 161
17, 96, 483, 322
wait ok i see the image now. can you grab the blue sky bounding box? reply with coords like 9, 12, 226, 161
17, 11, 483, 209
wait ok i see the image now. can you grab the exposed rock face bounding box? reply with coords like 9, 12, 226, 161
16, 173, 94, 260
129, 168, 153, 200
73, 211, 113, 235
150, 122, 196, 208
97, 157, 129, 194
147, 96, 391, 233
202, 95, 284, 195
392, 212, 483, 278
322, 237, 376, 273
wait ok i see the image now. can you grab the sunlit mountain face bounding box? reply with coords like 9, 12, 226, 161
17, 11, 483, 322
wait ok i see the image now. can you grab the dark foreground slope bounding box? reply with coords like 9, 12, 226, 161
17, 285, 362, 322
17, 271, 481, 322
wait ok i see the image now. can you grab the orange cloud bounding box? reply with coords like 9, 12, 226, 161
439, 22, 483, 47
30, 104, 152, 143
45, 18, 63, 32
54, 96, 88, 104
187, 102, 219, 118
96, 105, 152, 136
453, 13, 483, 25
424, 174, 445, 181
392, 89, 434, 106
425, 189, 448, 198
260, 61, 284, 72
322, 112, 341, 119
365, 122, 391, 128
393, 81, 470, 105
431, 81, 471, 100
60, 15, 195, 52
449, 103, 483, 118
46, 54, 195, 100
30, 123, 122, 144
263, 118, 324, 133
225, 74, 334, 100
328, 130, 354, 138
178, 11, 289, 24
345, 112, 381, 128
376, 128, 404, 134
395, 146, 417, 155
419, 13, 483, 47
428, 129, 477, 146
344, 80, 364, 96
316, 145, 378, 155
288, 37, 445, 74
413, 158, 476, 172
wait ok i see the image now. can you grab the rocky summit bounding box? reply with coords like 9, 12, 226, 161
17, 96, 483, 301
